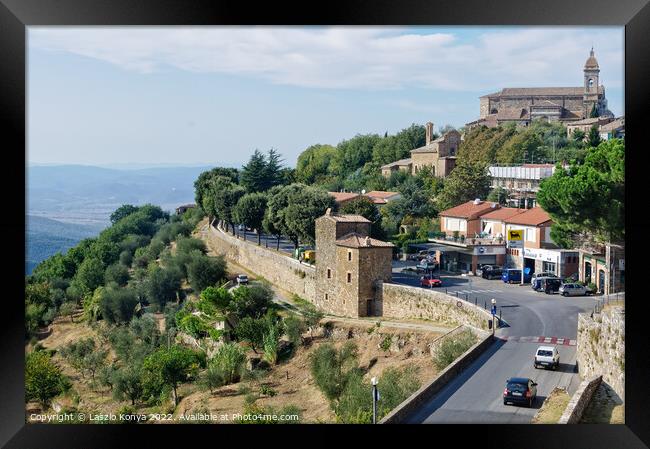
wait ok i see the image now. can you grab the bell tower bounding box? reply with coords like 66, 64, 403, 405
583, 47, 600, 117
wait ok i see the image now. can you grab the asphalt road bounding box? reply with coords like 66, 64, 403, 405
392, 261, 596, 424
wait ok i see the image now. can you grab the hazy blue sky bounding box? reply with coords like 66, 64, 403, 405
28, 26, 624, 168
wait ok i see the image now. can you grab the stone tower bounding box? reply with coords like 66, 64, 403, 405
583, 47, 600, 118
314, 210, 394, 317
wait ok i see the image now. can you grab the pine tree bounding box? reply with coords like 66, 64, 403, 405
241, 150, 269, 193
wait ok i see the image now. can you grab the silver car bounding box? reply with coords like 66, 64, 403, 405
559, 283, 590, 297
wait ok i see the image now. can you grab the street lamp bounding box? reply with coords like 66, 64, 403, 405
371, 377, 379, 424
491, 298, 497, 336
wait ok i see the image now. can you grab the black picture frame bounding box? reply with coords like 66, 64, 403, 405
2, 0, 649, 447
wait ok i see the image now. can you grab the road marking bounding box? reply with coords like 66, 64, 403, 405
501, 336, 576, 346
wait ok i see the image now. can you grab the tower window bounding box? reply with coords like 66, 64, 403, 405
327, 268, 331, 279
325, 293, 328, 300
588, 79, 594, 88
347, 273, 352, 283
348, 251, 352, 261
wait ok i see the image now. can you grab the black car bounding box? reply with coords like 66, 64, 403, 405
503, 377, 537, 407
481, 266, 503, 280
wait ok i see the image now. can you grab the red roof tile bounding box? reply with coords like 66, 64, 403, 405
504, 207, 552, 226
480, 207, 525, 221
328, 192, 360, 203
335, 233, 394, 248
439, 200, 500, 219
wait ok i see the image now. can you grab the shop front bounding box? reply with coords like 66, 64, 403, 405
521, 247, 579, 278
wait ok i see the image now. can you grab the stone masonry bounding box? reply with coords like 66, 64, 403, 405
576, 307, 625, 401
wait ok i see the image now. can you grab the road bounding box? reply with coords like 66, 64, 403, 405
392, 261, 596, 423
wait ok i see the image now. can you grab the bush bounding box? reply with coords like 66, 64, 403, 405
187, 254, 226, 293
101, 288, 139, 324
25, 350, 66, 406
210, 342, 246, 384
380, 335, 392, 352
432, 329, 477, 370
176, 236, 207, 255
104, 263, 130, 286
309, 341, 362, 403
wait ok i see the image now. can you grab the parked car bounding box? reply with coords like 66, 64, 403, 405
534, 346, 560, 370
417, 249, 437, 258
542, 278, 562, 294
481, 266, 503, 280
420, 274, 442, 288
531, 271, 557, 282
236, 274, 249, 285
416, 261, 438, 273
531, 276, 561, 292
503, 377, 538, 407
559, 283, 591, 297
501, 268, 532, 284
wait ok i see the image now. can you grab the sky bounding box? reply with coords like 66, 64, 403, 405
28, 26, 624, 168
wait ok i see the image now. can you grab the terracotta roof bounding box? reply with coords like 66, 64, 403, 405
381, 158, 412, 169
504, 207, 552, 226
364, 191, 400, 199
321, 213, 371, 223
496, 109, 530, 120
487, 86, 603, 97
480, 207, 525, 221
335, 232, 394, 248
439, 200, 500, 219
328, 192, 360, 203
600, 117, 624, 132
567, 117, 609, 126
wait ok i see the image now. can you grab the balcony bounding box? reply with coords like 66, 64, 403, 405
428, 232, 505, 247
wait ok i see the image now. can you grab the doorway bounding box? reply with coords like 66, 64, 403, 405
598, 269, 606, 293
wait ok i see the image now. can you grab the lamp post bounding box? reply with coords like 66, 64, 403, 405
371, 377, 378, 424
491, 298, 497, 336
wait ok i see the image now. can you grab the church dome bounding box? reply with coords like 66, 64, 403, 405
584, 48, 599, 69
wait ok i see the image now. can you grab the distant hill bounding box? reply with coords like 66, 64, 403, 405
27, 164, 210, 226
26, 164, 212, 274
26, 215, 106, 274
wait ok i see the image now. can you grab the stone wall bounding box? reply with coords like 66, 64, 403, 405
206, 225, 316, 302
379, 282, 492, 330
576, 307, 625, 401
558, 375, 603, 424
380, 329, 494, 424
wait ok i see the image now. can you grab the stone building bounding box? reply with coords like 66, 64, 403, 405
381, 122, 460, 178
315, 209, 394, 317
466, 49, 613, 129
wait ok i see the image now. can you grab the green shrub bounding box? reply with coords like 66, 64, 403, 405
432, 329, 477, 370
380, 335, 392, 352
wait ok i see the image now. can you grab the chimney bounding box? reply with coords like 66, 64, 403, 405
365, 236, 372, 247
325, 208, 332, 216
425, 122, 434, 145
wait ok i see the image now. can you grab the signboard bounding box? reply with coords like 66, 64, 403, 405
507, 240, 522, 249
508, 230, 523, 241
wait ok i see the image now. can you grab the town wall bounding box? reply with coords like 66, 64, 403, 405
576, 307, 625, 401
206, 225, 316, 302
378, 282, 492, 330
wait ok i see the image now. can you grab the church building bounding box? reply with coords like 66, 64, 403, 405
466, 49, 613, 129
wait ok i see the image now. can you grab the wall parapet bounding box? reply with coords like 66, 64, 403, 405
379, 282, 492, 330
206, 225, 316, 302
558, 375, 602, 424
380, 329, 494, 424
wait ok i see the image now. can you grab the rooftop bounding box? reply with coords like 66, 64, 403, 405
600, 117, 625, 132
439, 200, 500, 219
381, 158, 412, 169
504, 207, 552, 226
320, 210, 371, 223
481, 86, 604, 98
335, 232, 394, 248
480, 207, 526, 221
364, 190, 400, 199
328, 191, 360, 203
